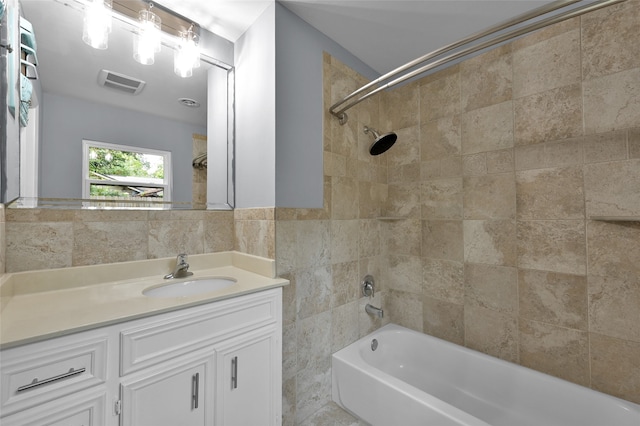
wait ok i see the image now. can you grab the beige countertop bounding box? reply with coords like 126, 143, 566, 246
0, 251, 288, 349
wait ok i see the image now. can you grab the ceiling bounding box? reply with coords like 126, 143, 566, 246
160, 0, 555, 74
21, 0, 562, 127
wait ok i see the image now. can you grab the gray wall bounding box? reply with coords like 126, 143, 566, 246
234, 3, 277, 208
40, 92, 205, 203
274, 3, 378, 208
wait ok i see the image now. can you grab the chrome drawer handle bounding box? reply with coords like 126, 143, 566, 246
16, 367, 86, 392
231, 356, 238, 389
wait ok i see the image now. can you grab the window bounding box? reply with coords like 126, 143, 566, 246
82, 140, 172, 203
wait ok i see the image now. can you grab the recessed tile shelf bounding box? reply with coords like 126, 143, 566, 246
590, 216, 640, 222
376, 216, 407, 222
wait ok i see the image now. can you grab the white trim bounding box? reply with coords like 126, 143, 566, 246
81, 140, 172, 201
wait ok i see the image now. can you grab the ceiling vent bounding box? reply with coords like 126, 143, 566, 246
98, 70, 146, 95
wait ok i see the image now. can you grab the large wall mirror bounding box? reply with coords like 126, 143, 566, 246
10, 0, 234, 210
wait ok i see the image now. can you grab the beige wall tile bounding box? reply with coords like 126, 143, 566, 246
583, 130, 628, 163
581, 0, 640, 80
420, 70, 461, 122
331, 176, 359, 219
516, 166, 585, 220
464, 304, 518, 362
387, 254, 423, 294
386, 218, 421, 256
518, 269, 588, 329
422, 220, 464, 261
148, 219, 204, 259
359, 219, 381, 258
583, 68, 640, 135
519, 320, 589, 386
630, 128, 640, 158
420, 115, 461, 161
423, 258, 465, 304
387, 125, 419, 167
296, 265, 332, 320
462, 153, 487, 176
464, 263, 518, 314
461, 44, 512, 112
514, 144, 546, 171
421, 178, 463, 220
296, 220, 331, 269
382, 81, 420, 131
587, 220, 640, 281
517, 220, 586, 275
203, 211, 234, 253
589, 275, 640, 342
464, 220, 517, 266
590, 333, 640, 404
513, 28, 580, 98
331, 301, 360, 353
386, 182, 421, 218
387, 289, 423, 332
584, 159, 640, 218
422, 296, 464, 345
234, 219, 275, 259
544, 138, 584, 168
330, 220, 359, 263
6, 208, 76, 222
358, 181, 387, 219
74, 221, 149, 266
440, 156, 463, 178
331, 261, 359, 308
6, 222, 73, 272
514, 84, 583, 146
461, 101, 514, 154
463, 173, 516, 219
486, 149, 514, 174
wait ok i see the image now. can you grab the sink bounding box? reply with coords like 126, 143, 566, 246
143, 277, 237, 298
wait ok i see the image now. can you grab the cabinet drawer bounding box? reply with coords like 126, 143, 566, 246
120, 288, 280, 375
1, 334, 108, 417
1, 387, 107, 426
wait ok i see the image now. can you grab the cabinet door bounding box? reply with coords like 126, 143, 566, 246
216, 327, 280, 426
120, 352, 214, 426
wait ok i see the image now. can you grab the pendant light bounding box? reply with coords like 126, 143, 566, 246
133, 3, 161, 65
174, 25, 200, 78
82, 0, 112, 50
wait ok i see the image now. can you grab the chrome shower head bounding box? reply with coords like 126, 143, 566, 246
363, 126, 398, 156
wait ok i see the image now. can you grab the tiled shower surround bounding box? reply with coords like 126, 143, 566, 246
1, 1, 639, 424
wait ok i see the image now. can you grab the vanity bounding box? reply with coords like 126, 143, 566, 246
0, 251, 287, 426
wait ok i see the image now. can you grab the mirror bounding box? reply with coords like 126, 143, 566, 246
11, 0, 234, 210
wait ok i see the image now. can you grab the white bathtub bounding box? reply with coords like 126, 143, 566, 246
332, 324, 640, 426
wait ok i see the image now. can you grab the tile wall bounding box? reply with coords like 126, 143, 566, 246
3, 209, 234, 272
380, 0, 640, 404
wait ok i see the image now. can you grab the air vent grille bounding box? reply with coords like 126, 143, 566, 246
98, 70, 146, 95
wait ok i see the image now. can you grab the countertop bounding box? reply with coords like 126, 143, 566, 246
0, 251, 288, 349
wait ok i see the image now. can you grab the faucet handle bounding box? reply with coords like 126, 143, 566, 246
177, 253, 188, 264
362, 275, 375, 298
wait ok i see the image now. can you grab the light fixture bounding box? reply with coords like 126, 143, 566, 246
82, 0, 112, 50
133, 3, 161, 65
174, 25, 200, 78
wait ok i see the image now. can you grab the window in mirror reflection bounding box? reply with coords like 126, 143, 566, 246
82, 140, 172, 202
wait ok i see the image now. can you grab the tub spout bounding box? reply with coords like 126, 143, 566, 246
365, 303, 384, 319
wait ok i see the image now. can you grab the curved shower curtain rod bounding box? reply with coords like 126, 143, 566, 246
329, 0, 625, 124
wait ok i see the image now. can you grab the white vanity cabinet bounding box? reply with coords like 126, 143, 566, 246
0, 288, 282, 426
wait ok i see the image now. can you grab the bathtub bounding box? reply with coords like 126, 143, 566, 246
332, 324, 640, 426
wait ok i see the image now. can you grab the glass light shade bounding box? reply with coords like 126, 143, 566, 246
174, 29, 200, 78
82, 0, 112, 50
133, 9, 161, 65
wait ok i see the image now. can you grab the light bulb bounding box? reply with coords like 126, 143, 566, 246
134, 7, 161, 65
82, 0, 112, 50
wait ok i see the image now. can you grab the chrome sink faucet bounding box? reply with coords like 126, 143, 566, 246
164, 253, 194, 279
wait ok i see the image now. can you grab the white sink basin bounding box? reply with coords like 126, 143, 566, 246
143, 277, 237, 298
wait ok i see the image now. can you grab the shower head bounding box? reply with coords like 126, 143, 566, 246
363, 126, 398, 156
